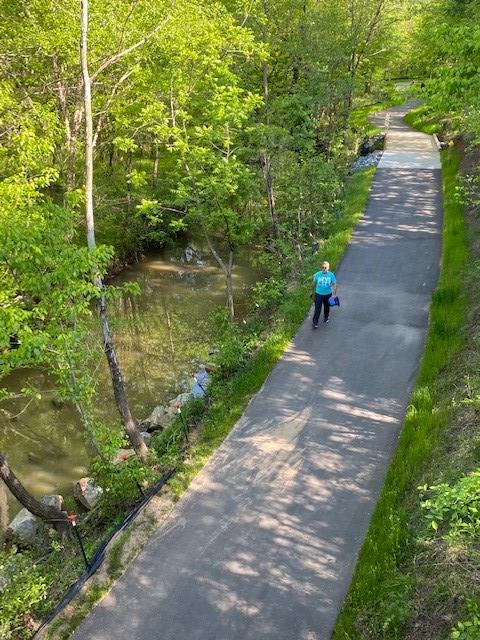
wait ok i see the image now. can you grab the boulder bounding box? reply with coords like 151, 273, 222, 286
143, 405, 175, 431
6, 509, 38, 545
169, 392, 193, 408
73, 477, 103, 510
40, 495, 64, 511
174, 378, 192, 393
183, 245, 202, 264
140, 432, 152, 446
184, 246, 195, 263
147, 405, 167, 425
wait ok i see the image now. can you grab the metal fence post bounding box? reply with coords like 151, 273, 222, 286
68, 514, 89, 570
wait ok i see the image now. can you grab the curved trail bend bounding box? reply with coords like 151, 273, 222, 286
72, 103, 442, 640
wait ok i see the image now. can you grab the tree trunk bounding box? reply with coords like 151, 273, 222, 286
204, 232, 235, 320
152, 145, 159, 186
0, 481, 8, 533
225, 249, 234, 321
259, 12, 279, 241
126, 150, 133, 212
80, 0, 148, 463
98, 294, 148, 459
0, 454, 67, 523
109, 144, 116, 170
260, 151, 278, 239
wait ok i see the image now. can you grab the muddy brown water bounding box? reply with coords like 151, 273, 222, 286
0, 238, 263, 522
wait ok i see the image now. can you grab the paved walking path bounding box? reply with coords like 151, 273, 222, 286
72, 103, 442, 640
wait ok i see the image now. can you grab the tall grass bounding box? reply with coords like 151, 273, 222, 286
333, 146, 468, 638
404, 105, 442, 135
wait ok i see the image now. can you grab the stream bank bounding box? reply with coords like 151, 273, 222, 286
0, 236, 263, 522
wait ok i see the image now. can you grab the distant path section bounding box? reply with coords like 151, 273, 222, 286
72, 103, 442, 640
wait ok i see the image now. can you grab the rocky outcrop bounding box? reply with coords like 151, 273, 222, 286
169, 392, 193, 408
6, 509, 38, 545
142, 405, 176, 432
140, 432, 152, 447
40, 494, 64, 511
141, 366, 211, 432
73, 477, 103, 510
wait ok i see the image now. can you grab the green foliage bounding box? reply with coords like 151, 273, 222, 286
411, 0, 480, 140
420, 470, 480, 543
0, 86, 111, 421
359, 572, 413, 639
0, 549, 47, 639
153, 421, 185, 469
275, 153, 343, 252
451, 602, 480, 640
211, 309, 248, 374
252, 276, 283, 311
91, 445, 156, 517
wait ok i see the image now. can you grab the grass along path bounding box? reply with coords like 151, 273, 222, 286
333, 115, 479, 639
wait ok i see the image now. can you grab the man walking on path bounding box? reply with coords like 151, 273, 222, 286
312, 261, 337, 328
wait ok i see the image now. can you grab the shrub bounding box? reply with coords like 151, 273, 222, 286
419, 470, 480, 543
451, 601, 480, 640
211, 309, 248, 375
0, 549, 47, 639
252, 276, 283, 311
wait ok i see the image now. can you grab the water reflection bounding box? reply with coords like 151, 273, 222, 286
0, 237, 262, 520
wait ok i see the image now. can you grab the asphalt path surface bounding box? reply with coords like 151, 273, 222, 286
72, 103, 442, 640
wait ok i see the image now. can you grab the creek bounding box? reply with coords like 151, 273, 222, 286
0, 237, 263, 522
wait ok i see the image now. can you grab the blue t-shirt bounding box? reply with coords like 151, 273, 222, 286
313, 270, 336, 295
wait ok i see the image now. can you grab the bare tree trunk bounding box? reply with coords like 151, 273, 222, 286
260, 151, 278, 239
126, 150, 133, 212
80, 0, 148, 463
259, 8, 279, 240
204, 232, 235, 320
152, 144, 159, 186
0, 481, 8, 533
0, 454, 67, 523
226, 249, 234, 321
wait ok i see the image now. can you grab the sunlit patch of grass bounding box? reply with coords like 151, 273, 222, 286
404, 105, 442, 135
